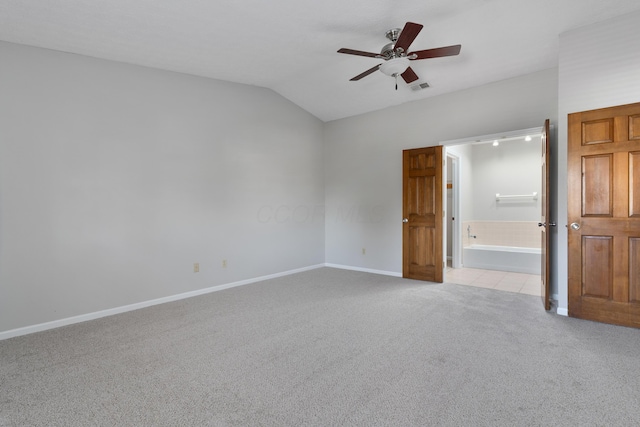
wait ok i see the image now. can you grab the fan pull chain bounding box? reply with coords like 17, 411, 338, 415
395, 74, 398, 91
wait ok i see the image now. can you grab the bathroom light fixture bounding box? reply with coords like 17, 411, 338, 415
492, 140, 499, 147
468, 132, 543, 146
525, 135, 532, 142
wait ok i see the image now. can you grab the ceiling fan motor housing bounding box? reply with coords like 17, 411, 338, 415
381, 42, 398, 58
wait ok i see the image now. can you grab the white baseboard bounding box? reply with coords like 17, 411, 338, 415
324, 263, 402, 278
0, 264, 325, 341
550, 293, 568, 316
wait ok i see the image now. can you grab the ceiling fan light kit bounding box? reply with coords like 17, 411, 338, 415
338, 22, 461, 90
379, 57, 410, 76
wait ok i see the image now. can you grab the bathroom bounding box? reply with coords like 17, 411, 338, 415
445, 129, 542, 277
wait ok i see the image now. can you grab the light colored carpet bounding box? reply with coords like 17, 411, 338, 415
1, 267, 639, 426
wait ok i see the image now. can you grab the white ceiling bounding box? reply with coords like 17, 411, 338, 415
1, 0, 639, 122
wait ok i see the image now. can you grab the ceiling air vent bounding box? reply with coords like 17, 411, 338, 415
411, 82, 430, 91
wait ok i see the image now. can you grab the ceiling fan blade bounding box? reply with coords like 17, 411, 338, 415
395, 22, 423, 53
350, 64, 381, 81
338, 48, 380, 58
409, 44, 462, 60
401, 67, 419, 84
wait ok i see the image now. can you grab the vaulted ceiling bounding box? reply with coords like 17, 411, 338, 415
1, 0, 639, 122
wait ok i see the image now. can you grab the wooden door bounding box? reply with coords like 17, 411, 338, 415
540, 119, 551, 310
403, 146, 443, 282
568, 102, 640, 328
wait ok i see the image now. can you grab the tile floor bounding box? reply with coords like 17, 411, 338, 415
445, 265, 541, 297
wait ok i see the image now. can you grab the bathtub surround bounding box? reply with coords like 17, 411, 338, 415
462, 221, 540, 248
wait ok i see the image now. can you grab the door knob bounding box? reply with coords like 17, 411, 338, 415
570, 222, 581, 230
402, 218, 409, 223
549, 222, 557, 227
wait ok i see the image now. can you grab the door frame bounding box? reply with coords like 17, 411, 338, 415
440, 126, 546, 279
446, 153, 462, 268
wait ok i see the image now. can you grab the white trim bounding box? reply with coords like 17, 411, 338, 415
324, 263, 402, 278
446, 151, 462, 269
0, 264, 325, 341
552, 294, 568, 316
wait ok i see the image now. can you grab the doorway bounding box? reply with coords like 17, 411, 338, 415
442, 127, 544, 296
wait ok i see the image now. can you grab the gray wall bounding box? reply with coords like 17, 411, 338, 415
0, 41, 325, 333
471, 139, 541, 222
556, 10, 640, 314
324, 68, 558, 275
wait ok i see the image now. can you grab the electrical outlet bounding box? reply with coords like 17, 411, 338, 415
362, 248, 366, 255
222, 259, 227, 268
193, 263, 199, 273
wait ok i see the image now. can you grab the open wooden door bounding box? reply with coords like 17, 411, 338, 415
568, 102, 640, 328
402, 146, 444, 282
539, 119, 552, 310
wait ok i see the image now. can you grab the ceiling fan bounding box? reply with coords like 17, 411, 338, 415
338, 22, 461, 89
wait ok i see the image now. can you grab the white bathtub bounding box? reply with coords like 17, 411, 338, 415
462, 244, 541, 275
